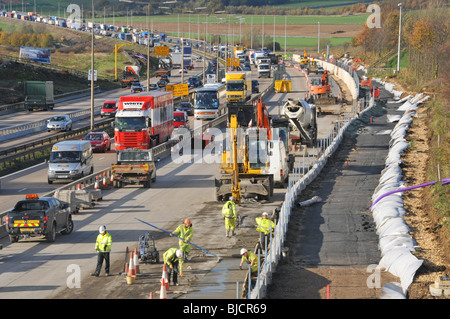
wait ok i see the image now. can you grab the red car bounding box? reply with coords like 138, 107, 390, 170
84, 132, 111, 152
100, 100, 117, 118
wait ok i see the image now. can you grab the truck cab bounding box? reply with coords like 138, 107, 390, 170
112, 149, 158, 188
258, 63, 271, 78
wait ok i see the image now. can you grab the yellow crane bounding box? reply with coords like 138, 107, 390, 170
114, 43, 132, 81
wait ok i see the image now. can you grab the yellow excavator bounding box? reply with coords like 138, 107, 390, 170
215, 101, 274, 203
300, 49, 310, 67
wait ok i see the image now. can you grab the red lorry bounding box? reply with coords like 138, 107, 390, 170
114, 92, 174, 150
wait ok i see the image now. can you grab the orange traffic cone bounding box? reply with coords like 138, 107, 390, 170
94, 176, 100, 190
77, 183, 82, 190
133, 248, 140, 275
162, 264, 169, 291
102, 172, 108, 189
159, 278, 167, 299
128, 252, 136, 277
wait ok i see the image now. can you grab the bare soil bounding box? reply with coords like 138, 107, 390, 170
400, 103, 450, 299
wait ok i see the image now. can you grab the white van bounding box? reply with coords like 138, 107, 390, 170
268, 140, 289, 187
47, 140, 94, 184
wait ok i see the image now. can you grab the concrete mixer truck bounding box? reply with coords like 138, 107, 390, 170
273, 98, 318, 149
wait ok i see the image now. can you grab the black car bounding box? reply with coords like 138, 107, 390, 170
6, 194, 73, 243
177, 102, 193, 116
159, 74, 170, 83
252, 80, 260, 93
188, 76, 202, 88
157, 79, 168, 88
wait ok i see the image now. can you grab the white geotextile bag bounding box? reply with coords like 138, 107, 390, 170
372, 206, 406, 229
377, 217, 410, 238
379, 234, 416, 257
380, 282, 406, 299
379, 247, 423, 294
381, 163, 402, 177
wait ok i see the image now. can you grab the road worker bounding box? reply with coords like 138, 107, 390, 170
239, 248, 259, 275
222, 196, 237, 237
255, 212, 275, 250
91, 225, 112, 277
163, 248, 184, 286
170, 218, 193, 260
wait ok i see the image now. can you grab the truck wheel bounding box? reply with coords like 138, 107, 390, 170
9, 235, 19, 243
46, 223, 56, 242
61, 217, 74, 235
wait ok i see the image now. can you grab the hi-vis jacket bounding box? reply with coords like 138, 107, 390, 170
241, 251, 259, 273
173, 224, 193, 252
255, 217, 275, 235
163, 248, 184, 272
95, 232, 112, 253
222, 201, 237, 219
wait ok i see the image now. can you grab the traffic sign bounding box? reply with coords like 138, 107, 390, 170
166, 83, 189, 97
155, 46, 170, 56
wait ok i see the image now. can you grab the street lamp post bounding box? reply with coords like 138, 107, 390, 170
397, 3, 402, 73
146, 2, 150, 91
90, 0, 94, 130
317, 21, 320, 54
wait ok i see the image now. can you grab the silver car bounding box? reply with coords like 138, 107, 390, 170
47, 115, 73, 132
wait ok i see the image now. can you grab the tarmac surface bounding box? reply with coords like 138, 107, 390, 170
266, 84, 402, 299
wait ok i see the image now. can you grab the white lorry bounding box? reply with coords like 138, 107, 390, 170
258, 63, 271, 78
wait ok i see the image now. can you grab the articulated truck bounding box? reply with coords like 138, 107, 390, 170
114, 92, 174, 150
24, 81, 54, 111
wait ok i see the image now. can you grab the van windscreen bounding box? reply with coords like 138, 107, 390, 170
103, 103, 116, 109
50, 151, 82, 163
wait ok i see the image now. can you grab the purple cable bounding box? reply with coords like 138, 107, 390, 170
370, 178, 450, 210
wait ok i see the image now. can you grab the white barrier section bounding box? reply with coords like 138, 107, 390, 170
316, 59, 358, 101
370, 83, 429, 298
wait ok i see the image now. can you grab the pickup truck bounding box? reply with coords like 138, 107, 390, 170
6, 194, 73, 243
112, 149, 158, 188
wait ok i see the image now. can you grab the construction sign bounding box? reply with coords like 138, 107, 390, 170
155, 46, 170, 56
166, 83, 189, 97
227, 58, 240, 68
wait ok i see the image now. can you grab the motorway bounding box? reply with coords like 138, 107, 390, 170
0, 60, 294, 298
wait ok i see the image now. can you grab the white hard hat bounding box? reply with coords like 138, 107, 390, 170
99, 225, 106, 233
240, 248, 247, 255
230, 196, 236, 201
262, 212, 268, 217
176, 250, 183, 258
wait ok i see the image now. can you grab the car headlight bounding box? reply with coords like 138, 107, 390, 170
70, 169, 81, 175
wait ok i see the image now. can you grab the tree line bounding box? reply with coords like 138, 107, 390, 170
0, 25, 53, 49
353, 0, 448, 86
